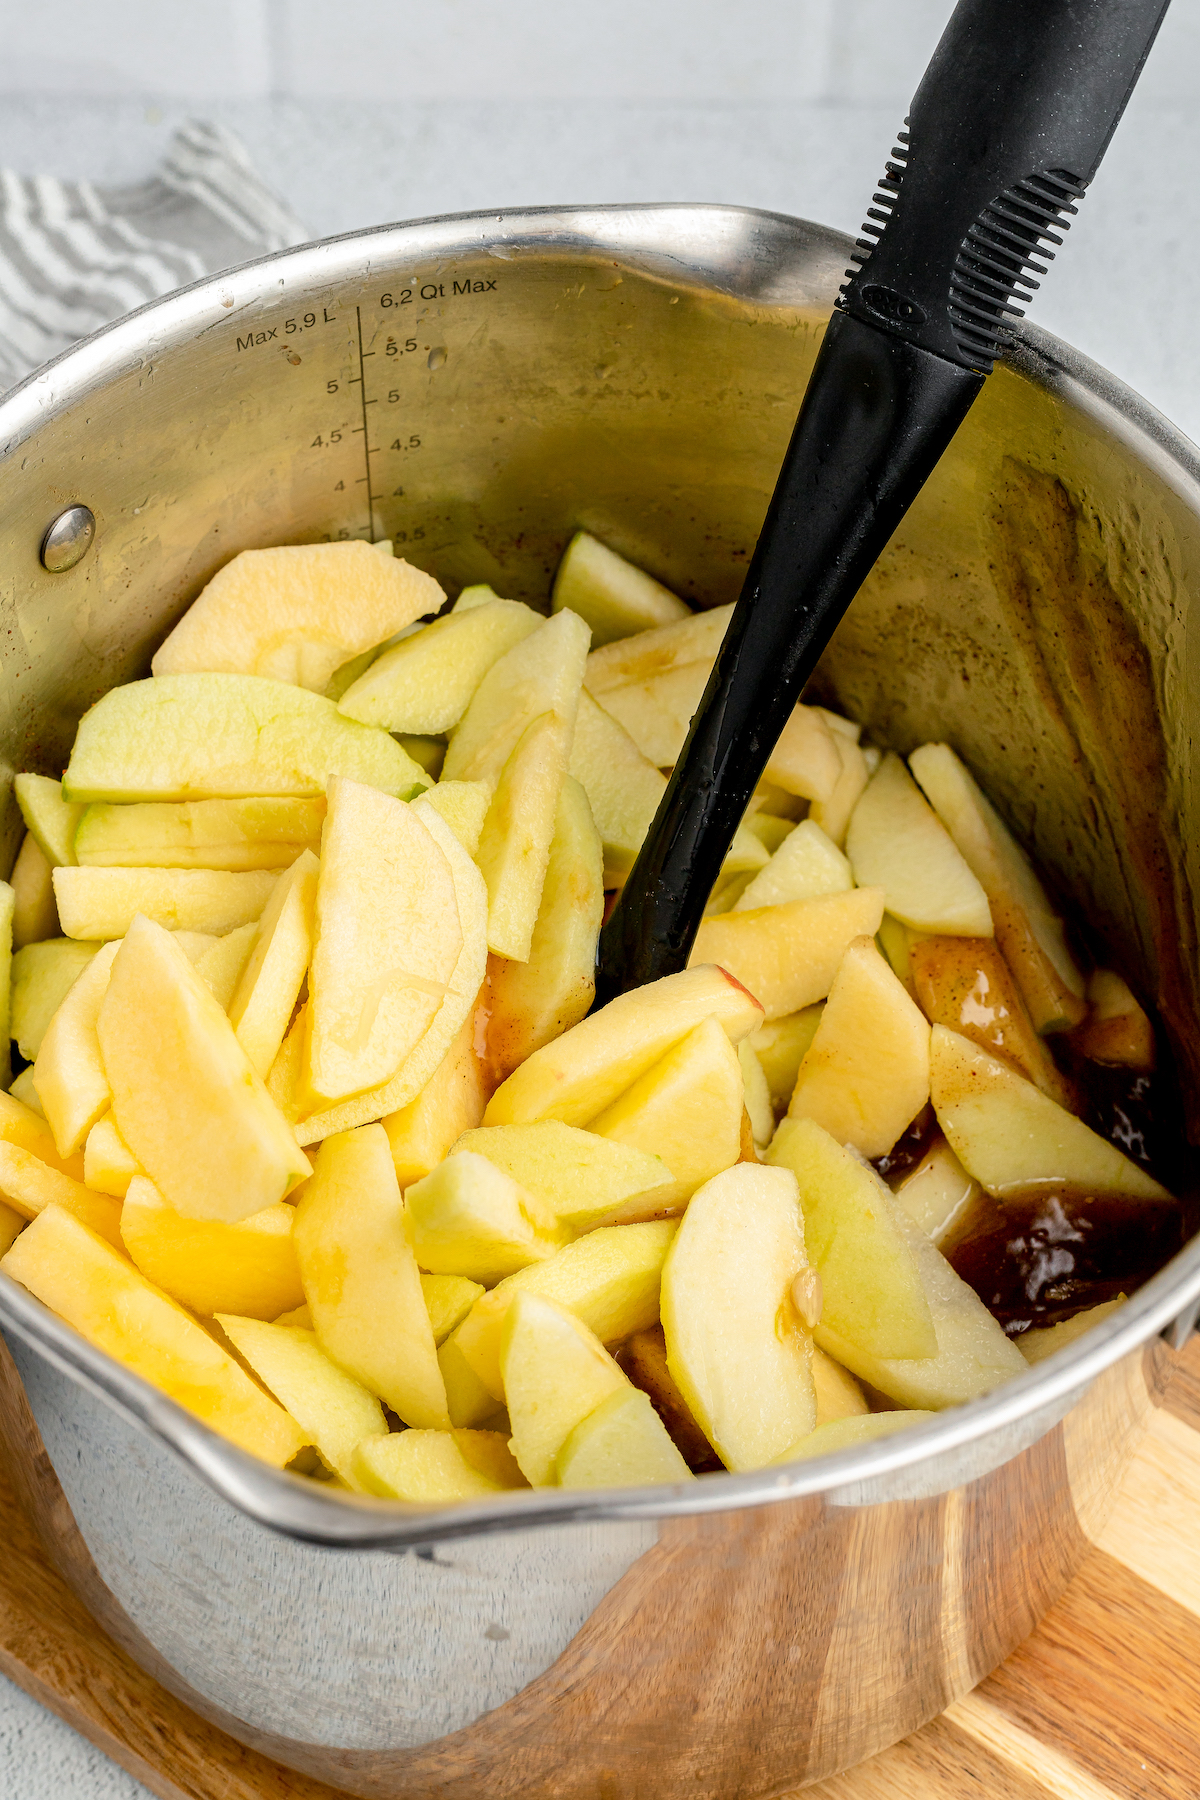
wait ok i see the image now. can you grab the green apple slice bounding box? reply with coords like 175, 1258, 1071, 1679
501, 1291, 629, 1486
556, 1385, 693, 1488
338, 598, 541, 733
14, 774, 84, 867
846, 752, 993, 936
551, 532, 690, 646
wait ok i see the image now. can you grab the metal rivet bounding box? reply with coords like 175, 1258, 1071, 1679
41, 504, 96, 573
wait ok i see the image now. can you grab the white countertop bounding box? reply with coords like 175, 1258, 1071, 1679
2, 12, 1200, 1792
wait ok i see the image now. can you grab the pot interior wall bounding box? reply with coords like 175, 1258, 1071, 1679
0, 208, 1196, 1107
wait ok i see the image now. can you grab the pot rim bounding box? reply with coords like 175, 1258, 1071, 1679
1, 202, 1197, 1548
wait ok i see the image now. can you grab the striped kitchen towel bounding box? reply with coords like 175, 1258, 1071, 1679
0, 119, 308, 392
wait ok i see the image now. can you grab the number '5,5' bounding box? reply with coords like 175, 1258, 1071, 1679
386, 339, 418, 357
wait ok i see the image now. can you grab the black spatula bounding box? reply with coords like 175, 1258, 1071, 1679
595, 0, 1170, 1006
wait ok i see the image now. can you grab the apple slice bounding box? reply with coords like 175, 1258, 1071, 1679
476, 711, 569, 962
352, 1429, 525, 1501
451, 1120, 677, 1231
228, 850, 318, 1077
53, 866, 278, 942
738, 1040, 774, 1149
812, 1345, 869, 1425
84, 1114, 140, 1197
14, 774, 83, 867
619, 1325, 719, 1470
450, 1218, 677, 1400
338, 598, 541, 733
846, 752, 993, 936
485, 963, 763, 1127
11, 939, 100, 1062
762, 706, 843, 804
443, 609, 590, 786
420, 1272, 485, 1346
1073, 970, 1155, 1072
438, 1331, 500, 1428
405, 1150, 566, 1284
74, 795, 324, 871
2, 1207, 308, 1465
152, 540, 443, 690
787, 936, 931, 1159
385, 1003, 489, 1188
661, 1163, 816, 1471
419, 780, 491, 858
589, 1015, 743, 1200
0, 1088, 86, 1180
293, 1121, 448, 1428
11, 834, 58, 947
304, 778, 462, 1106
120, 1174, 303, 1319
216, 1314, 384, 1487
775, 1411, 936, 1462
0, 1203, 22, 1257
808, 737, 870, 848
551, 532, 690, 646
568, 691, 667, 885
812, 1200, 1026, 1409
33, 940, 120, 1157
557, 1385, 693, 1488
910, 934, 1073, 1104
767, 1116, 937, 1360
1017, 1295, 1126, 1365
453, 584, 502, 611
893, 1137, 980, 1245
485, 774, 603, 1086
99, 916, 311, 1222
928, 1024, 1170, 1201
584, 605, 732, 692
502, 1291, 630, 1485
589, 661, 711, 767
0, 1142, 121, 1247
690, 886, 886, 1020
734, 819, 851, 911
748, 1007, 824, 1114
908, 742, 1086, 1030
193, 923, 259, 1011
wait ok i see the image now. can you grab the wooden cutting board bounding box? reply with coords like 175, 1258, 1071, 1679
3, 1337, 1199, 1800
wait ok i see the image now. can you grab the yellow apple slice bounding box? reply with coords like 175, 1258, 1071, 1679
928, 1025, 1171, 1200
74, 795, 324, 871
152, 540, 443, 690
384, 1003, 489, 1188
4, 1207, 307, 1465
84, 1113, 141, 1197
744, 813, 795, 855
661, 1162, 816, 1472
0, 1202, 23, 1257
8, 1069, 43, 1115
0, 1141, 122, 1247
811, 1201, 1026, 1409
420, 1272, 485, 1346
556, 1385, 693, 1488
767, 1116, 937, 1359
99, 915, 311, 1221
11, 834, 58, 947
551, 532, 690, 646
501, 1291, 631, 1485
338, 598, 541, 732
893, 1137, 980, 1246
1073, 970, 1155, 1072
846, 752, 993, 937
11, 939, 100, 1062
738, 1039, 774, 1149
910, 934, 1073, 1105
193, 922, 259, 1011
405, 1150, 566, 1284
485, 773, 604, 1085
584, 604, 732, 692
305, 778, 461, 1106
761, 706, 842, 803
215, 1313, 384, 1486
748, 1007, 824, 1114
775, 1411, 936, 1462
14, 773, 84, 867
452, 1121, 677, 1231
292, 1122, 448, 1428
808, 737, 870, 848
787, 936, 931, 1159
33, 940, 121, 1157
568, 690, 666, 886
438, 1331, 500, 1428
53, 866, 278, 941
619, 1325, 717, 1470
1017, 1296, 1126, 1364
443, 609, 590, 786
352, 1428, 524, 1501
0, 1089, 85, 1180
450, 1218, 677, 1400
588, 1015, 743, 1200
64, 674, 427, 805
812, 1345, 869, 1425
485, 964, 763, 1127
908, 742, 1086, 1031
228, 850, 318, 1077
734, 818, 852, 911
120, 1174, 304, 1319
590, 661, 711, 767
690, 886, 886, 1020
419, 780, 491, 857
476, 711, 569, 962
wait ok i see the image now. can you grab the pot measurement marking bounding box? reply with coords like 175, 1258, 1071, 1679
348, 305, 378, 538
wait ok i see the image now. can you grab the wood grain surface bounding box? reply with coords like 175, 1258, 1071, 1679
3, 1337, 1199, 1800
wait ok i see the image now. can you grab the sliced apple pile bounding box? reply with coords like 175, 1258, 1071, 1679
0, 528, 1184, 1501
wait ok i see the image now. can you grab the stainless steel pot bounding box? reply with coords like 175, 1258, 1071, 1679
0, 205, 1197, 1799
